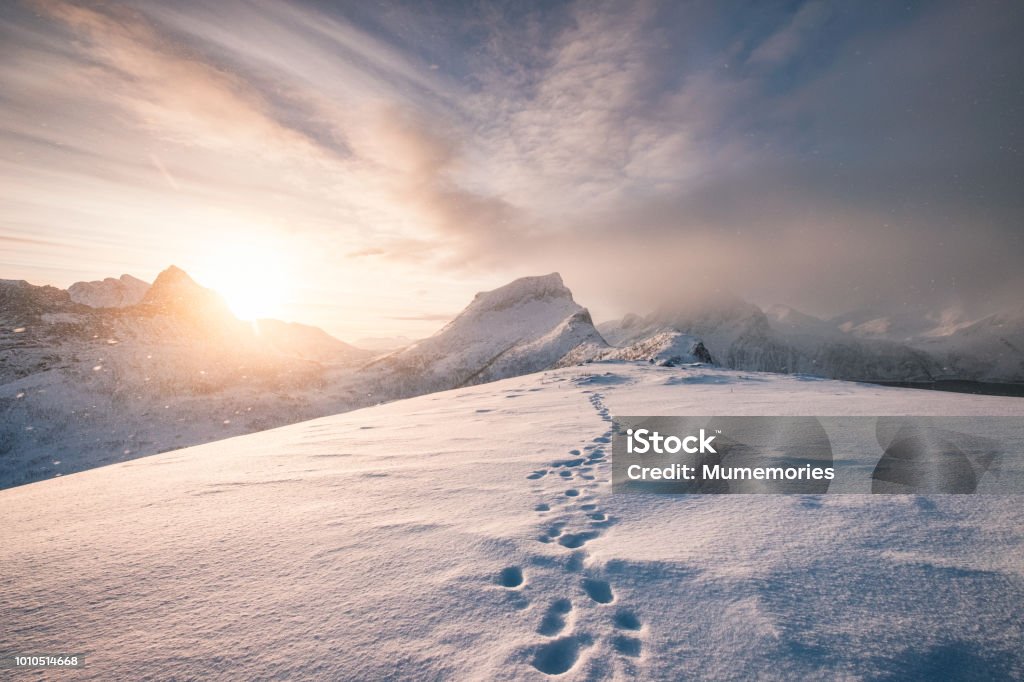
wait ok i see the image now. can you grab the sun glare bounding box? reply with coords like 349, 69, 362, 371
195, 238, 294, 321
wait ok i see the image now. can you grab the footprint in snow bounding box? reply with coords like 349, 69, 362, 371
537, 598, 572, 636
558, 532, 599, 549
613, 635, 642, 658
532, 636, 585, 676
498, 566, 524, 588
564, 552, 587, 572
582, 578, 614, 604
539, 522, 566, 543
614, 609, 642, 631
611, 605, 645, 660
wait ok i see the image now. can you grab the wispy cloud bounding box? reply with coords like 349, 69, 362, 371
2, 0, 1023, 334
748, 0, 830, 66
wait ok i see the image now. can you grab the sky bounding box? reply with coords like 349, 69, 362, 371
1, 0, 1022, 340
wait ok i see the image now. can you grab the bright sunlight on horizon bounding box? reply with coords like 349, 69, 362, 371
190, 236, 295, 321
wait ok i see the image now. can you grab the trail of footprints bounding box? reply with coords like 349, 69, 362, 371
499, 390, 645, 676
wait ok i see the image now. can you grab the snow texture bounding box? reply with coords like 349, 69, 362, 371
2, 363, 1023, 680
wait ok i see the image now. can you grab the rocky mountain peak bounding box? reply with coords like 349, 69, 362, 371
69, 273, 150, 308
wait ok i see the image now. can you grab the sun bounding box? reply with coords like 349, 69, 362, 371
195, 238, 293, 321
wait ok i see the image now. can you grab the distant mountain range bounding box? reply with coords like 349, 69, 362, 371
600, 293, 1024, 383
2, 265, 1021, 487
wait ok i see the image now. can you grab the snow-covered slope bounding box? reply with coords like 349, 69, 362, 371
561, 331, 712, 367
917, 306, 1024, 382
368, 274, 607, 394
254, 319, 373, 364
68, 274, 150, 308
353, 335, 415, 352
3, 363, 1022, 680
829, 305, 973, 342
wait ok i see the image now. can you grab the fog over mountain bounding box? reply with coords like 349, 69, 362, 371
3, 265, 1022, 489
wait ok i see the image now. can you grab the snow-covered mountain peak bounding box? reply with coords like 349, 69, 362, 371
140, 266, 231, 319
142, 265, 199, 302
371, 273, 606, 392
466, 273, 572, 314
766, 304, 812, 323
600, 293, 941, 381
435, 273, 589, 342
765, 304, 838, 337
68, 274, 149, 308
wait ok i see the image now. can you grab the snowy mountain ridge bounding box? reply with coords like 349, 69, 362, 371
68, 274, 149, 308
0, 267, 374, 488
366, 273, 609, 394
1, 269, 619, 487
559, 330, 713, 368
601, 293, 1024, 383
3, 266, 1022, 489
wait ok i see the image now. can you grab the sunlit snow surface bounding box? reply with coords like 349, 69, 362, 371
3, 363, 1023, 680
